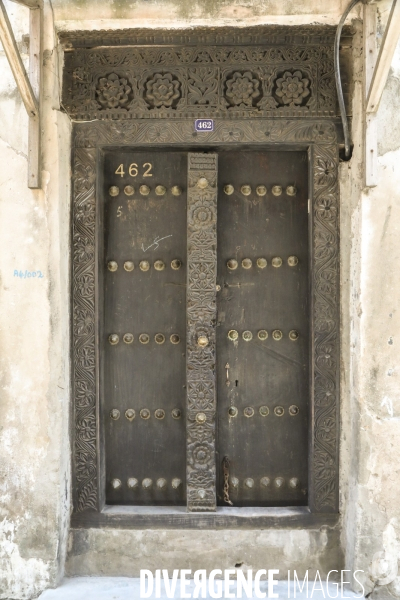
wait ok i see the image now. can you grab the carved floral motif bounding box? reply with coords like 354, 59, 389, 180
220, 127, 244, 142
145, 125, 171, 143
187, 381, 214, 411
190, 262, 216, 290
96, 73, 131, 109
72, 148, 97, 512
63, 37, 341, 118
72, 66, 91, 99
312, 142, 339, 512
315, 157, 337, 186
225, 71, 261, 108
317, 416, 336, 442
188, 67, 218, 106
315, 451, 336, 480
76, 451, 96, 479
75, 381, 95, 408
316, 195, 337, 221
274, 70, 310, 107
73, 235, 94, 263
73, 163, 95, 193
315, 385, 335, 408
189, 442, 214, 469
188, 199, 216, 229
145, 72, 181, 109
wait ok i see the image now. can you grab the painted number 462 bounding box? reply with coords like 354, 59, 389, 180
115, 163, 153, 177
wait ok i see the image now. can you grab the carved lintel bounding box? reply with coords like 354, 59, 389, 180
62, 41, 338, 120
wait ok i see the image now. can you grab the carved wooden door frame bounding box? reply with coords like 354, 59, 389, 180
64, 16, 346, 529
71, 118, 340, 527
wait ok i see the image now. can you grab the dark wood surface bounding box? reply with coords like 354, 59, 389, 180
102, 150, 187, 506
216, 151, 309, 506
101, 149, 310, 509
72, 117, 340, 516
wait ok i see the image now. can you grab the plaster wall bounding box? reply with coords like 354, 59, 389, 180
66, 527, 342, 579
342, 29, 400, 598
51, 0, 354, 30
0, 0, 399, 598
0, 2, 71, 598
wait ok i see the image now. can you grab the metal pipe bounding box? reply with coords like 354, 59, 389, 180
334, 0, 361, 158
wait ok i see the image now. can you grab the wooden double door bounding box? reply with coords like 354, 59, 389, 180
101, 148, 309, 511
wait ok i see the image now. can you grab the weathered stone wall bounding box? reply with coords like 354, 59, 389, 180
0, 0, 399, 598
66, 526, 343, 579
51, 0, 351, 27
0, 2, 71, 598
342, 9, 400, 594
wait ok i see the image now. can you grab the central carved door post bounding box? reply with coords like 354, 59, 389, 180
186, 153, 218, 512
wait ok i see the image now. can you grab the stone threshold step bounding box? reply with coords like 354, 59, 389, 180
38, 577, 364, 600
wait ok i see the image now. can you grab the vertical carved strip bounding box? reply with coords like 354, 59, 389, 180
72, 147, 98, 512
310, 144, 340, 512
186, 153, 218, 512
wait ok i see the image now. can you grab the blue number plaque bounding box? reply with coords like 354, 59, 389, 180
195, 119, 214, 132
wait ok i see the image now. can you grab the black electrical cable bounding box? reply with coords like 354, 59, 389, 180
335, 0, 361, 158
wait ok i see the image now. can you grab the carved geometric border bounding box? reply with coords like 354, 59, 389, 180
310, 143, 340, 512
60, 25, 341, 49
72, 147, 97, 512
72, 118, 339, 514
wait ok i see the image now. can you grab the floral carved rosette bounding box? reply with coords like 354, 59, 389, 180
225, 71, 261, 108
96, 73, 132, 109
145, 72, 181, 109
188, 441, 214, 470
187, 381, 214, 411
190, 262, 216, 291
274, 70, 310, 107
188, 198, 216, 229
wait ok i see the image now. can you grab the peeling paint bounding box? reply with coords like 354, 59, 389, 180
381, 396, 394, 417
0, 1, 71, 598
0, 518, 51, 599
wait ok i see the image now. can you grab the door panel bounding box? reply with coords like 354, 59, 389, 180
101, 148, 310, 509
102, 150, 187, 505
216, 151, 309, 507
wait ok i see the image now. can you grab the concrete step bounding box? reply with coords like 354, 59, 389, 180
38, 577, 364, 600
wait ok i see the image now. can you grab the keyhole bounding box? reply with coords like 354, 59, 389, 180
235, 380, 239, 387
